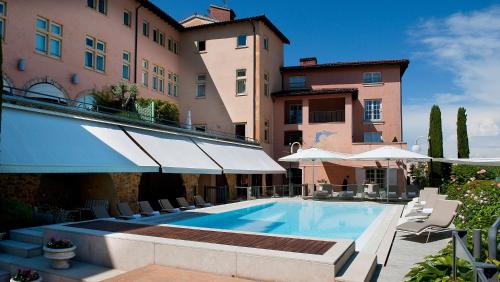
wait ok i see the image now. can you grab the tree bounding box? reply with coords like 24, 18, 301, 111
457, 107, 470, 158
428, 105, 446, 186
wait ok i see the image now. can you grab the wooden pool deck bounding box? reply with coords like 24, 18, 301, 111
67, 220, 336, 255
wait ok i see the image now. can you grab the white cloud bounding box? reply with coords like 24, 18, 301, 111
405, 6, 500, 157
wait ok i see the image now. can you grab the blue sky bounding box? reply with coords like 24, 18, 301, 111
152, 0, 500, 157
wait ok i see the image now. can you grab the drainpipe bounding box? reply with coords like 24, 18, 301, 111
251, 20, 257, 141
134, 3, 143, 84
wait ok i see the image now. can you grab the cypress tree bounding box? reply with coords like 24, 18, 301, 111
428, 105, 444, 186
457, 107, 470, 158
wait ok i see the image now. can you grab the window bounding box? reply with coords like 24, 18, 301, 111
263, 72, 270, 96
173, 40, 179, 54
364, 132, 383, 143
236, 34, 247, 47
196, 74, 206, 98
236, 69, 246, 95
263, 36, 269, 50
263, 119, 270, 143
152, 65, 164, 92
141, 59, 149, 87
168, 72, 178, 96
88, 0, 106, 14
194, 125, 207, 132
167, 37, 173, 51
288, 76, 306, 89
364, 99, 382, 121
235, 124, 246, 140
35, 17, 62, 58
153, 28, 159, 43
287, 104, 303, 124
284, 131, 302, 145
363, 72, 382, 84
142, 21, 149, 37
197, 40, 206, 52
159, 32, 165, 46
0, 1, 6, 39
84, 36, 105, 72
123, 10, 131, 27
122, 51, 130, 81
366, 169, 385, 188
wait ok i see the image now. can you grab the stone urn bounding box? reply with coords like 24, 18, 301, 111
43, 245, 76, 269
10, 269, 42, 282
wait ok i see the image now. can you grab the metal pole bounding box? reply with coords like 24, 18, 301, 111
452, 231, 457, 281
386, 159, 390, 203
312, 159, 315, 193
473, 229, 481, 260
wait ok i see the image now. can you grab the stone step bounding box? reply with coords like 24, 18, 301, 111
0, 240, 42, 258
336, 252, 377, 282
10, 228, 44, 245
0, 270, 8, 282
0, 254, 124, 282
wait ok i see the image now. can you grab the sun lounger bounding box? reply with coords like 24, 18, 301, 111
338, 191, 354, 200
116, 202, 141, 220
313, 190, 331, 199
365, 191, 378, 200
397, 199, 461, 242
194, 195, 213, 207
84, 199, 109, 210
407, 194, 448, 218
91, 206, 112, 219
157, 199, 181, 213
138, 201, 161, 216
176, 197, 196, 210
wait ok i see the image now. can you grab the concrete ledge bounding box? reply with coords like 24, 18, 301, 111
336, 252, 377, 282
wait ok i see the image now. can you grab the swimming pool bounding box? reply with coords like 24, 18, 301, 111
169, 201, 385, 240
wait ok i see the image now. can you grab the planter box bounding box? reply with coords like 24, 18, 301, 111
43, 245, 76, 269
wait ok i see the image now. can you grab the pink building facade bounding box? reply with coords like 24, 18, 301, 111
273, 58, 410, 193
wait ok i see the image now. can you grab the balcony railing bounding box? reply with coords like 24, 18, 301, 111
309, 110, 345, 123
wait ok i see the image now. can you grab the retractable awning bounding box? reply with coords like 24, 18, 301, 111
0, 106, 159, 173
433, 158, 500, 166
124, 127, 222, 174
193, 138, 286, 174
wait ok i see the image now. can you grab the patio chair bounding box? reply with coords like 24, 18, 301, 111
91, 206, 112, 219
158, 199, 181, 213
406, 194, 448, 218
116, 202, 141, 220
138, 201, 161, 216
176, 197, 196, 210
338, 191, 354, 200
194, 195, 213, 208
397, 199, 461, 243
84, 199, 109, 210
365, 191, 379, 200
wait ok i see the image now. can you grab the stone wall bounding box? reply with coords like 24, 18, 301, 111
181, 174, 201, 202
225, 174, 237, 200
0, 173, 42, 206
110, 173, 142, 213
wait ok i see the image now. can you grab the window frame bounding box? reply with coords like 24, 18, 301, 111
197, 40, 206, 52
263, 72, 270, 96
168, 72, 178, 97
363, 132, 383, 143
365, 168, 386, 188
363, 72, 382, 84
0, 1, 6, 40
141, 59, 149, 87
35, 16, 63, 59
263, 36, 269, 51
84, 35, 106, 72
142, 20, 149, 37
87, 0, 106, 15
236, 34, 247, 48
123, 10, 131, 27
196, 73, 207, 98
364, 99, 382, 122
288, 76, 306, 89
236, 68, 247, 95
152, 64, 165, 93
194, 124, 207, 132
122, 51, 130, 81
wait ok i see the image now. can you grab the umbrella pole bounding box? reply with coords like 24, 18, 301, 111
312, 159, 315, 193
386, 159, 389, 204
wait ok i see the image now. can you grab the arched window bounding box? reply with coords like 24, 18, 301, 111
26, 83, 67, 104
75, 95, 96, 110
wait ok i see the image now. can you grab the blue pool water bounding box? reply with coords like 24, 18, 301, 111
169, 201, 385, 240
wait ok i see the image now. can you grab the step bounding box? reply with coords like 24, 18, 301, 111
0, 254, 18, 272
4, 255, 125, 282
336, 252, 377, 282
0, 270, 8, 282
0, 240, 42, 258
10, 228, 44, 245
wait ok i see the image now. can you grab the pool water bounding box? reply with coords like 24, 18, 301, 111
169, 201, 385, 240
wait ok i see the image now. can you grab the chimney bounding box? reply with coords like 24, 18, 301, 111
209, 4, 236, 22
300, 57, 317, 66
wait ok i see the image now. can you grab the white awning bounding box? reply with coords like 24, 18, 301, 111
433, 158, 500, 166
124, 127, 222, 174
0, 106, 160, 173
193, 138, 286, 174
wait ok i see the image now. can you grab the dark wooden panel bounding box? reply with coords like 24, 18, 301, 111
67, 220, 335, 255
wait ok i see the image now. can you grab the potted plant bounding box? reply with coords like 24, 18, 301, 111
317, 179, 329, 191
10, 269, 42, 282
43, 238, 76, 269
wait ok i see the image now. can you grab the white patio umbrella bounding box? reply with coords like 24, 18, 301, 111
348, 146, 431, 202
279, 147, 347, 192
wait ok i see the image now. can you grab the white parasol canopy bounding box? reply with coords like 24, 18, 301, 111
348, 146, 431, 202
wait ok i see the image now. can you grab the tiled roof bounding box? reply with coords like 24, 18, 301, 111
272, 88, 358, 99
282, 59, 410, 75
183, 15, 290, 44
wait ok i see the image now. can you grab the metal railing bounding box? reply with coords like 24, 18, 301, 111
203, 185, 228, 205
309, 110, 345, 123
2, 86, 258, 144
452, 230, 498, 282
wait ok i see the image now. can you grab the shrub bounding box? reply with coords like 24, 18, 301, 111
46, 238, 73, 249
0, 199, 33, 232
449, 164, 500, 185
136, 98, 179, 125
